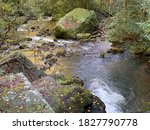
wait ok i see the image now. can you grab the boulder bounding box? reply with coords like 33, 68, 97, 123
0, 73, 54, 113
54, 8, 97, 39
32, 76, 106, 113
0, 51, 46, 81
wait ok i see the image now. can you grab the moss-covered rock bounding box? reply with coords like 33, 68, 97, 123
32, 76, 106, 113
54, 8, 97, 39
52, 46, 66, 57
76, 33, 91, 40
0, 73, 54, 113
107, 47, 124, 54
0, 50, 46, 81
57, 75, 84, 86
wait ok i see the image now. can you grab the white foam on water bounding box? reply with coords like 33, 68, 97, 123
17, 24, 28, 32
88, 78, 125, 113
42, 37, 54, 43
32, 36, 41, 41
57, 39, 77, 44
81, 46, 91, 51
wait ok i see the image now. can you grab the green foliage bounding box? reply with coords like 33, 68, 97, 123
105, 0, 150, 56
138, 20, 150, 41
106, 0, 144, 44
138, 0, 150, 41
40, 0, 99, 19
0, 1, 22, 46
106, 12, 142, 43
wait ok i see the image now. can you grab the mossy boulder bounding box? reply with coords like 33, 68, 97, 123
33, 76, 106, 113
54, 8, 97, 39
0, 73, 54, 113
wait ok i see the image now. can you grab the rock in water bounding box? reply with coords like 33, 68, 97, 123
107, 47, 124, 54
54, 8, 97, 39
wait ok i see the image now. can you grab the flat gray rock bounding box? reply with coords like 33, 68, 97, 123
0, 73, 54, 113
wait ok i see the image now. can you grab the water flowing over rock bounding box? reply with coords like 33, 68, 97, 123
54, 8, 97, 39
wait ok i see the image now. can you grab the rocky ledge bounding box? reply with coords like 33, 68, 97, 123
0, 52, 106, 113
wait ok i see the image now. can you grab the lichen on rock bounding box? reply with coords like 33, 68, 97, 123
0, 73, 54, 113
32, 76, 106, 113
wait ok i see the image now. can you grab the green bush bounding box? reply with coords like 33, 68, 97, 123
106, 12, 142, 44
138, 0, 150, 41
39, 0, 99, 19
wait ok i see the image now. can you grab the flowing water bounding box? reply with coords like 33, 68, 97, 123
59, 40, 150, 113
18, 23, 150, 113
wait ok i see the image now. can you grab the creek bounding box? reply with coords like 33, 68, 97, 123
18, 22, 150, 113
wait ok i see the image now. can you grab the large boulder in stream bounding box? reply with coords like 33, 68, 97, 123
0, 73, 54, 113
54, 8, 97, 39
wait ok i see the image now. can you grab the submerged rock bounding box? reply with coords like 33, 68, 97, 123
0, 73, 54, 113
100, 51, 106, 58
107, 47, 124, 54
54, 8, 97, 39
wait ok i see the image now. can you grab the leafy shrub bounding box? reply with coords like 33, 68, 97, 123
106, 12, 142, 44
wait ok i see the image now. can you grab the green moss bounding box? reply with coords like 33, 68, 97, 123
0, 83, 24, 112
107, 47, 124, 54
26, 104, 45, 113
54, 8, 97, 39
146, 47, 150, 55
54, 85, 92, 112
138, 102, 150, 113
57, 75, 84, 86
130, 44, 147, 54
58, 76, 73, 85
